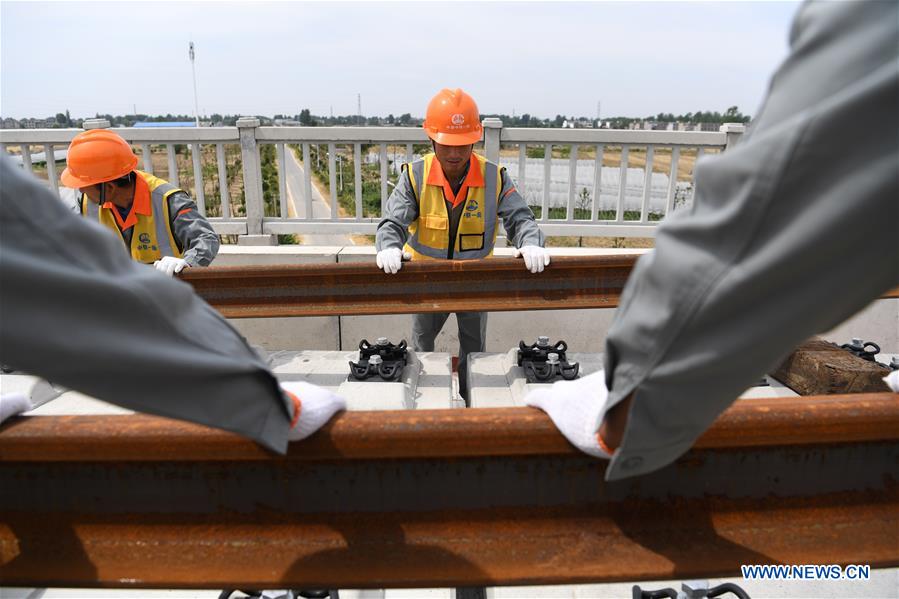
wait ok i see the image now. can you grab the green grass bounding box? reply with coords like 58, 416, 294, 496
529, 206, 664, 221
297, 144, 400, 218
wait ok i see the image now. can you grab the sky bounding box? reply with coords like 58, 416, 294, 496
1, 0, 802, 120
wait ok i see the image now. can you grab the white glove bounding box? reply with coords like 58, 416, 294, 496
281, 381, 348, 441
514, 245, 551, 274
0, 393, 32, 425
376, 247, 412, 274
524, 370, 612, 458
154, 256, 189, 276
885, 371, 899, 393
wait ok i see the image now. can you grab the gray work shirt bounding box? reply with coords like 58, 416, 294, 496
0, 158, 292, 453
76, 188, 220, 267
376, 156, 545, 253
601, 0, 899, 480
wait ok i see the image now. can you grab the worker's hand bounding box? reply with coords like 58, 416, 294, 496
514, 245, 551, 274
154, 256, 189, 276
0, 393, 31, 425
885, 371, 899, 393
281, 381, 348, 441
376, 247, 411, 274
524, 370, 612, 458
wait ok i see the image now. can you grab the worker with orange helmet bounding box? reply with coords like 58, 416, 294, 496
61, 129, 219, 275
375, 88, 548, 401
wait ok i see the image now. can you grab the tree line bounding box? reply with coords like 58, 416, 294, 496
21, 105, 752, 129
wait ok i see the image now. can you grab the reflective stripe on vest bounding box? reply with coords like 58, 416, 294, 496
405, 154, 499, 260
149, 180, 178, 258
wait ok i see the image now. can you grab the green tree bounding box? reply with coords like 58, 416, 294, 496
299, 108, 315, 126
399, 113, 412, 125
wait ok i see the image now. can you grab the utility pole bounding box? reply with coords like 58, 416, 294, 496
357, 93, 362, 126
189, 41, 200, 126
596, 100, 601, 126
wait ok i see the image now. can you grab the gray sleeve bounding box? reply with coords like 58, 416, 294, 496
0, 158, 292, 454
497, 168, 544, 248
59, 186, 82, 213
166, 191, 220, 266
375, 166, 419, 251
601, 0, 899, 481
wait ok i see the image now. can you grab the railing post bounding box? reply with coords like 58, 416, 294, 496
81, 119, 109, 131
720, 123, 746, 150
483, 117, 502, 164
236, 117, 275, 245
82, 118, 110, 130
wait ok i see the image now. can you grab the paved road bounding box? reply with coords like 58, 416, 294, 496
283, 148, 353, 246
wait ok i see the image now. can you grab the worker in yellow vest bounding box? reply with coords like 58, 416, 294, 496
61, 129, 219, 275
375, 88, 549, 401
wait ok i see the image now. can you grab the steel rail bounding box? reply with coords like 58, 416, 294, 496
180, 257, 899, 318
180, 255, 637, 317
1, 394, 897, 588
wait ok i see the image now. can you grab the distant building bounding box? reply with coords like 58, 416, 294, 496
18, 118, 56, 129
1, 118, 19, 129
273, 118, 301, 126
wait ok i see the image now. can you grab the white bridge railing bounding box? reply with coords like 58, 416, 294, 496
0, 118, 745, 241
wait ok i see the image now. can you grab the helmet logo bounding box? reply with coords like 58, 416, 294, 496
139, 233, 152, 244
451, 113, 465, 125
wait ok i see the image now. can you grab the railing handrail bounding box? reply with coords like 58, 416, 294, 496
500, 127, 727, 146
0, 124, 736, 148
256, 126, 429, 143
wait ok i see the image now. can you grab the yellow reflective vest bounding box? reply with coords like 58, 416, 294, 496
80, 170, 183, 263
403, 153, 501, 260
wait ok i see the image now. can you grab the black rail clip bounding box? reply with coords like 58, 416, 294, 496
840, 337, 897, 370
518, 336, 580, 383
348, 337, 408, 381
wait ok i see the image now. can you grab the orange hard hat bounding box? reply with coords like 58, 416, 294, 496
423, 88, 483, 146
60, 129, 138, 188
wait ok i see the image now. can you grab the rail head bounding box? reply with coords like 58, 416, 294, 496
180, 254, 641, 279
2, 393, 897, 463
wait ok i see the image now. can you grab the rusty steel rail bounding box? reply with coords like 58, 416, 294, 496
180, 256, 899, 318
180, 255, 637, 317
1, 393, 898, 589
